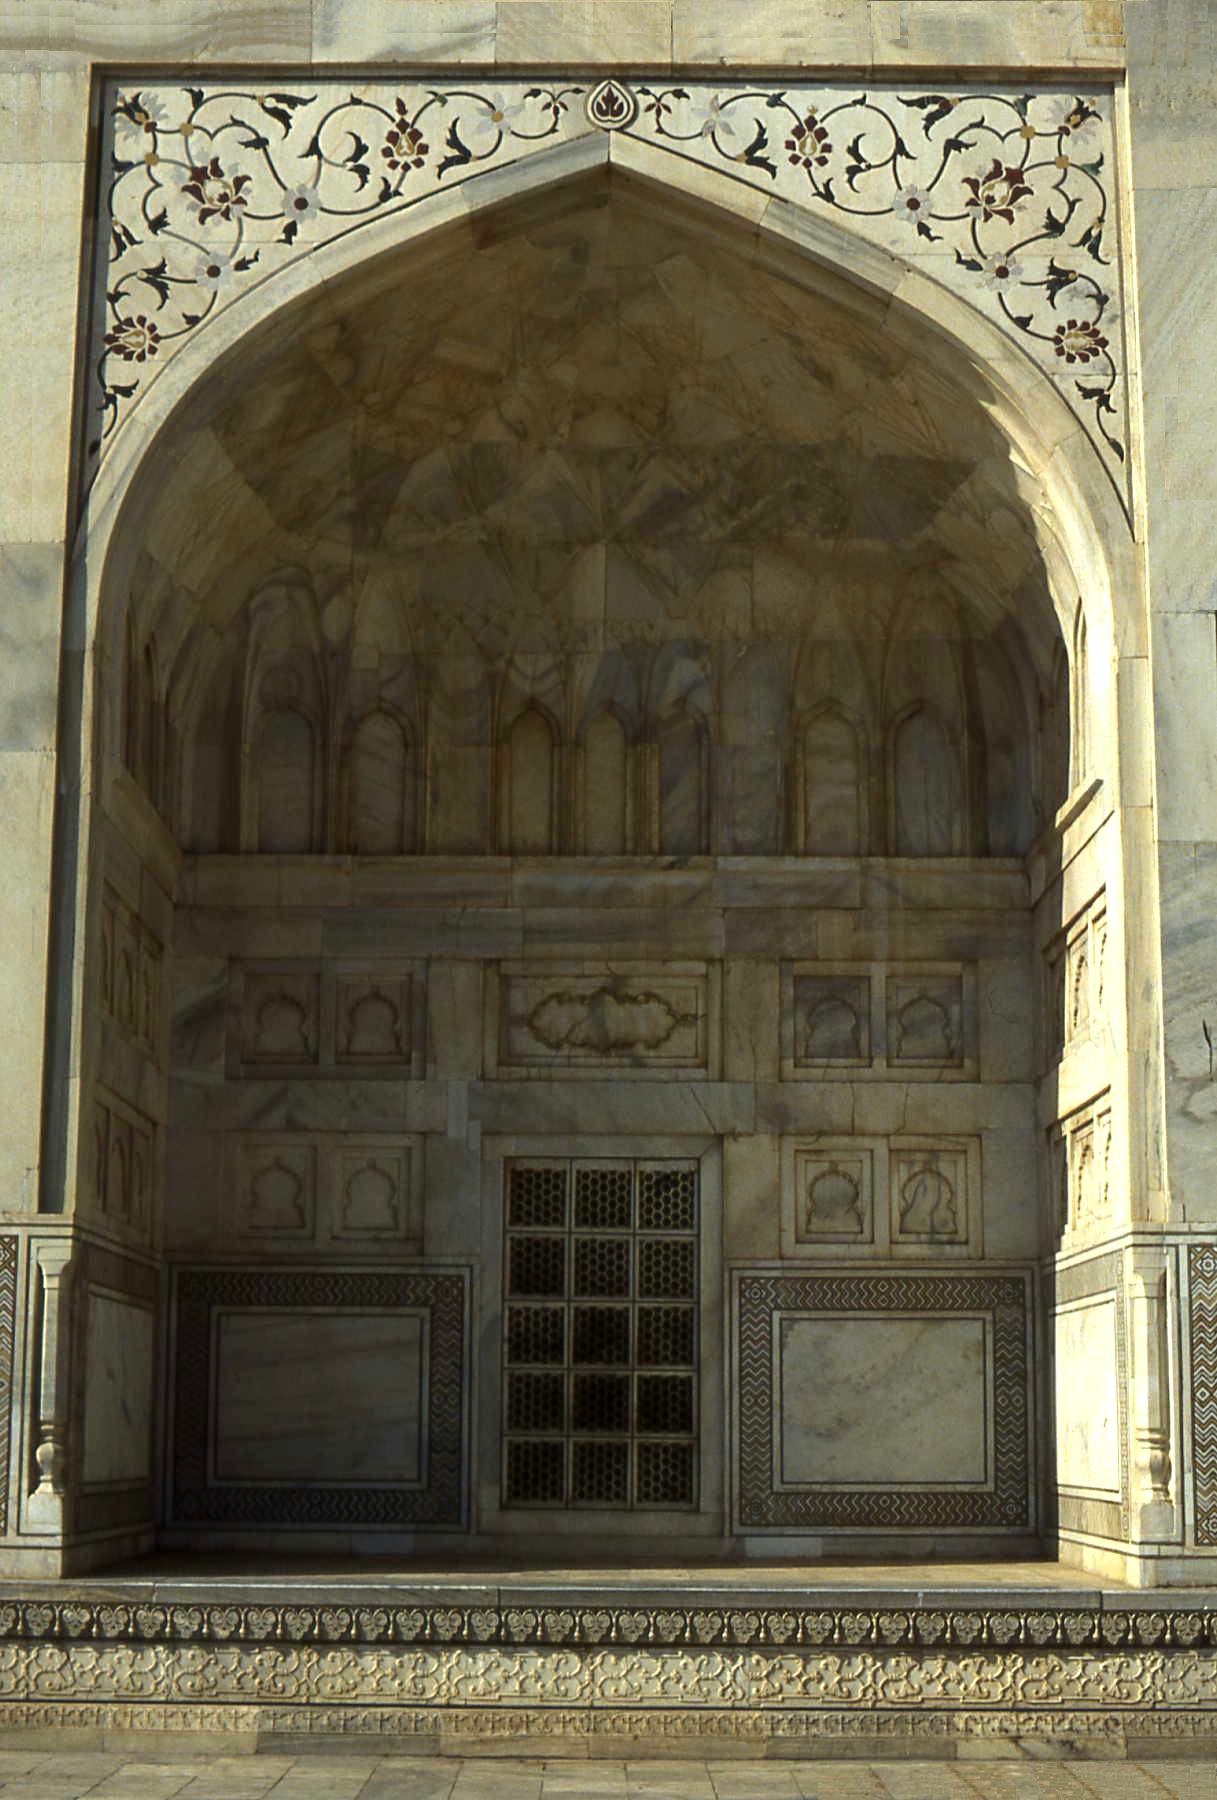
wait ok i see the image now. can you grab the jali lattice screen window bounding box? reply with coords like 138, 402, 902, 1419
502, 1158, 699, 1509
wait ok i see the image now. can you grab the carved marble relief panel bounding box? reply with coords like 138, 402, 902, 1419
91, 1091, 155, 1241
167, 1266, 468, 1530
732, 1268, 1034, 1534
1049, 1091, 1113, 1243
1044, 890, 1107, 1067
781, 962, 976, 1081
224, 1134, 422, 1254
782, 1137, 981, 1259
100, 884, 162, 1058
490, 964, 718, 1079
228, 961, 423, 1078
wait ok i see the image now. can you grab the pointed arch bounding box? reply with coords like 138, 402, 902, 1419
345, 706, 417, 855
501, 703, 558, 855
581, 706, 631, 855
796, 705, 866, 857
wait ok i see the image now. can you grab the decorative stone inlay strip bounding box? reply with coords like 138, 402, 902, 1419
2, 1640, 1217, 1716
0, 1239, 14, 1534
0, 1599, 1212, 1652
93, 77, 1127, 502
1189, 1243, 1217, 1545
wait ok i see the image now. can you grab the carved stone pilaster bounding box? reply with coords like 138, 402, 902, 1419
1128, 1247, 1175, 1541
24, 1241, 73, 1534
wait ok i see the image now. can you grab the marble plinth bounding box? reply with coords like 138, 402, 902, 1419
2, 1563, 1217, 1757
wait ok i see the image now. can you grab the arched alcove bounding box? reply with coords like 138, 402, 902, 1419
55, 163, 1150, 1571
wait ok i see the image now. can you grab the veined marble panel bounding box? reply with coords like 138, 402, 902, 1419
228, 961, 423, 1078
733, 1267, 1032, 1532
169, 1266, 468, 1529
781, 1135, 981, 1258
778, 1314, 990, 1488
1054, 1294, 1121, 1497
212, 1309, 425, 1485
81, 1290, 155, 1488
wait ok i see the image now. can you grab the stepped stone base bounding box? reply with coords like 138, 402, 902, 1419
3, 1567, 1217, 1757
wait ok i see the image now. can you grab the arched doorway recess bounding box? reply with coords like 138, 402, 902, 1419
64, 164, 1149, 1568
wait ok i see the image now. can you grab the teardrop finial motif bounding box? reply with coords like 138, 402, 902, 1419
587, 79, 637, 131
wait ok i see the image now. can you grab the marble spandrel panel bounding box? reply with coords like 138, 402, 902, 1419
92, 79, 1128, 505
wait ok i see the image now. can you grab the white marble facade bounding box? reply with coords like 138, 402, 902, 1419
0, 0, 1214, 1599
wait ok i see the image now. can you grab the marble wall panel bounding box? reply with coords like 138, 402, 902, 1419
213, 1310, 424, 1485
168, 1265, 468, 1530
225, 960, 424, 1078
1052, 1251, 1129, 1544
778, 1314, 989, 1487
780, 961, 977, 1082
223, 1134, 422, 1254
81, 1290, 155, 1489
1187, 1244, 1217, 1546
490, 962, 718, 1078
1054, 1295, 1121, 1497
781, 1135, 981, 1259
733, 1267, 1033, 1533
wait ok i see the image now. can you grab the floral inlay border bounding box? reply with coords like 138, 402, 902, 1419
94, 76, 1128, 502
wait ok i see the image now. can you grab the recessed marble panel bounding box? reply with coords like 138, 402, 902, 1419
790, 1144, 874, 1247
237, 969, 320, 1070
1055, 1296, 1121, 1496
890, 1140, 972, 1247
778, 1314, 989, 1487
233, 1140, 316, 1240
733, 1268, 1032, 1531
335, 975, 411, 1066
170, 1266, 468, 1528
334, 1145, 412, 1240
213, 1309, 425, 1485
493, 963, 714, 1076
886, 972, 965, 1068
793, 974, 871, 1067
82, 1291, 155, 1488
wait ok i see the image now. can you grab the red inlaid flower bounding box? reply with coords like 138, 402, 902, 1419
382, 99, 429, 174
181, 156, 251, 225
785, 111, 833, 170
962, 158, 1033, 225
1052, 319, 1109, 365
104, 315, 161, 363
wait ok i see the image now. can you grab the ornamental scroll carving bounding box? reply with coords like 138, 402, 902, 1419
94, 78, 1128, 504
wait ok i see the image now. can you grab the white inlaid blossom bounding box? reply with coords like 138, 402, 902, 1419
979, 250, 1025, 292
894, 184, 933, 227
459, 93, 524, 154
280, 184, 321, 224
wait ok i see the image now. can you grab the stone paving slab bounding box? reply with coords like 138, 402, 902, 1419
0, 1758, 1212, 1799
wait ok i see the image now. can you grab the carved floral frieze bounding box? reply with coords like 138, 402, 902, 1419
95, 77, 1128, 502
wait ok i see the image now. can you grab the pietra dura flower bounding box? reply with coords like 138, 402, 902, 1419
182, 157, 251, 225
962, 158, 1033, 224
104, 315, 160, 362
894, 184, 932, 226
193, 254, 235, 292
1052, 318, 1109, 364
979, 250, 1025, 291
382, 99, 429, 173
280, 184, 321, 223
785, 110, 833, 169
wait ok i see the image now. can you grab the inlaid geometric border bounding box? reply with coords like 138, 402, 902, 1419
169, 1265, 468, 1528
1052, 1249, 1129, 1543
1188, 1243, 1217, 1545
0, 1239, 15, 1535
733, 1267, 1033, 1531
92, 77, 1128, 504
